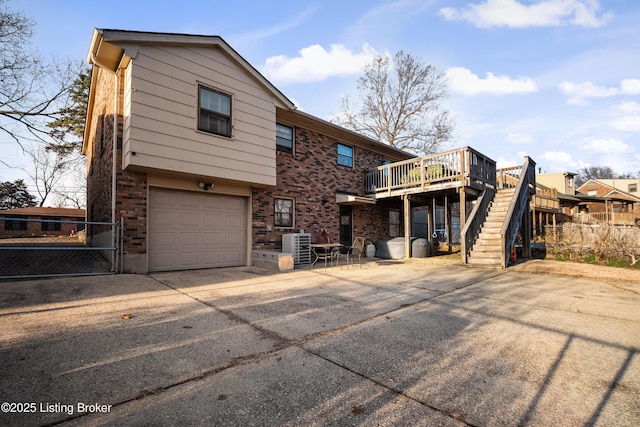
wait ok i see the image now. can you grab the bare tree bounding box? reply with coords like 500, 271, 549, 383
335, 51, 454, 155
4, 144, 71, 207
0, 1, 78, 149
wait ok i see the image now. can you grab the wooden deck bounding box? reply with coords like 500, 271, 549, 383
364, 147, 536, 269
364, 147, 496, 198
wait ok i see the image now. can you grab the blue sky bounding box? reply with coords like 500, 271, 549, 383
3, 0, 640, 188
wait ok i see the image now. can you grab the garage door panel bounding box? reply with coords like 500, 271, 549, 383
203, 232, 222, 245
181, 193, 203, 208
225, 250, 242, 264
179, 252, 200, 267
152, 232, 176, 247
154, 210, 178, 226
225, 232, 243, 245
152, 190, 178, 207
203, 251, 222, 264
180, 232, 200, 246
149, 189, 247, 272
180, 212, 200, 227
225, 215, 243, 228
225, 198, 244, 211
205, 213, 224, 227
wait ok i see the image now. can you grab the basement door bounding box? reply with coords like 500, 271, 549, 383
148, 188, 247, 272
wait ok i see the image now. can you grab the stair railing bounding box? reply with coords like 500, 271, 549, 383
499, 157, 536, 268
460, 188, 495, 264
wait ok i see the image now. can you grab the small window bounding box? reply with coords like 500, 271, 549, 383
41, 218, 61, 231
588, 190, 597, 196
389, 210, 401, 237
276, 123, 294, 153
629, 183, 637, 193
198, 85, 231, 137
5, 218, 27, 231
337, 143, 353, 167
274, 197, 294, 228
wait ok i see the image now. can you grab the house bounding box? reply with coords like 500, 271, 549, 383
83, 29, 412, 273
0, 207, 85, 239
576, 179, 640, 226
83, 29, 535, 273
532, 172, 582, 235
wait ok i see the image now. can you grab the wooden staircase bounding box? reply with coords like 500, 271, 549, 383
467, 188, 515, 266
461, 156, 536, 268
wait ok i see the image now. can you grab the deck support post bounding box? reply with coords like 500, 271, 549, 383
403, 194, 411, 259
459, 187, 467, 257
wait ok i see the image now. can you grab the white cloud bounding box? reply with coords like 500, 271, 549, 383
583, 138, 633, 153
621, 79, 640, 95
496, 156, 518, 169
438, 0, 613, 29
558, 81, 618, 106
609, 116, 640, 132
540, 151, 573, 164
506, 132, 533, 144
260, 43, 379, 84
609, 101, 640, 132
613, 101, 640, 115
446, 67, 537, 95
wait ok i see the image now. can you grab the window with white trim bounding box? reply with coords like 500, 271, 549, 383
274, 197, 294, 228
198, 85, 231, 137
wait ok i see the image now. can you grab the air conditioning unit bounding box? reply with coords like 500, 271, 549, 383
282, 233, 312, 265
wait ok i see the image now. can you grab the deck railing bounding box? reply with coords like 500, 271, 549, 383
364, 146, 496, 195
590, 212, 637, 226
499, 157, 536, 268
532, 188, 560, 212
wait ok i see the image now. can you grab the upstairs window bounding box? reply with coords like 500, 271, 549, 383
198, 85, 231, 137
629, 183, 637, 193
276, 123, 294, 153
337, 143, 353, 168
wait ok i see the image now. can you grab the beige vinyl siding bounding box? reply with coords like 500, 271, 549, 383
122, 45, 281, 186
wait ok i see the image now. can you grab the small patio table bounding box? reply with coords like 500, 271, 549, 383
310, 243, 342, 270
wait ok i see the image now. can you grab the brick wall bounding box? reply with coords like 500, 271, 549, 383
252, 126, 400, 250
85, 66, 148, 256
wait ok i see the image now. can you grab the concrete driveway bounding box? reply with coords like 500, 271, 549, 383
0, 260, 638, 426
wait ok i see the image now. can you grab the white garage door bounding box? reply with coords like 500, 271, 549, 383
149, 188, 247, 272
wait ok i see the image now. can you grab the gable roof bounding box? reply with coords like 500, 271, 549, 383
0, 207, 86, 218
577, 179, 640, 203
87, 29, 295, 110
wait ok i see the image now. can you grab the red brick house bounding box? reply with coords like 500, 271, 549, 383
83, 29, 412, 273
576, 179, 640, 226
0, 207, 85, 239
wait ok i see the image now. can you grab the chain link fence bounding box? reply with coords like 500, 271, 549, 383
0, 217, 121, 279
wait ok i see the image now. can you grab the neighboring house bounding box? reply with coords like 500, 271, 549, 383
576, 179, 640, 226
83, 29, 412, 273
0, 207, 85, 239
532, 172, 583, 235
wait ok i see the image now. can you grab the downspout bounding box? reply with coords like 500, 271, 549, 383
89, 53, 119, 270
